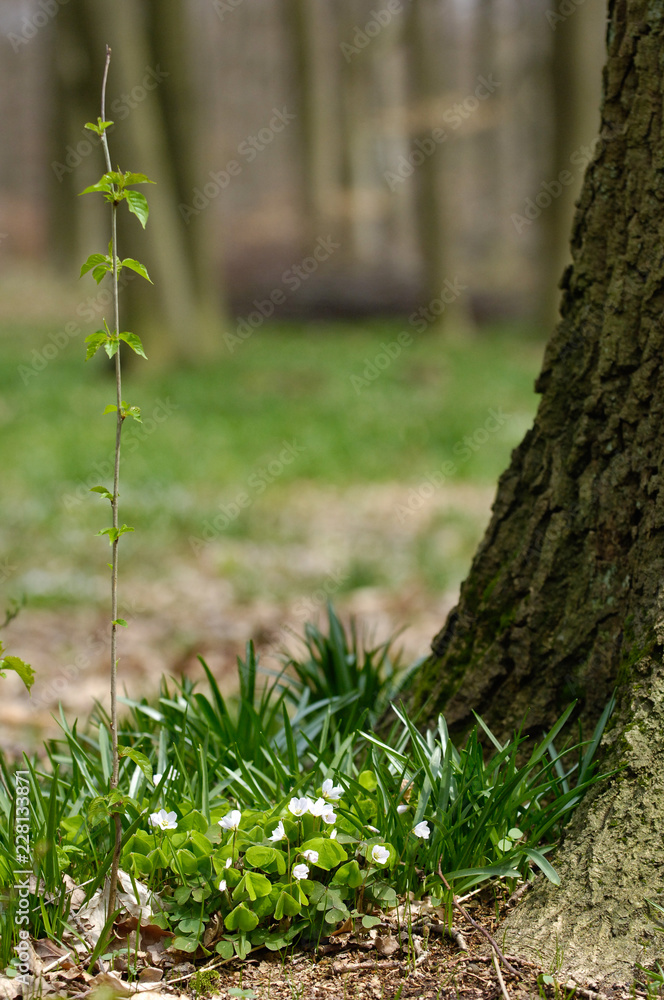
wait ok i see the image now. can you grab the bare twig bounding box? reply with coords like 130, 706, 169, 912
493, 950, 511, 1000
437, 863, 520, 979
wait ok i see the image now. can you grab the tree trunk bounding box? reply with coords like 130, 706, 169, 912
538, 0, 605, 332
410, 0, 664, 982
51, 1, 227, 361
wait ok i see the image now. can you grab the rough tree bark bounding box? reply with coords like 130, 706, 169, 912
410, 0, 664, 983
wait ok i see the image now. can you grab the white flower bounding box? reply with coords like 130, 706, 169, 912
152, 767, 177, 786
302, 849, 319, 864
330, 828, 337, 840
225, 857, 232, 868
288, 796, 313, 817
149, 809, 178, 831
292, 863, 309, 881
308, 797, 327, 817
413, 821, 431, 839
219, 809, 242, 831
367, 824, 379, 833
269, 820, 286, 842
371, 844, 390, 865
321, 808, 337, 825
397, 804, 408, 814
218, 879, 227, 892
321, 778, 343, 800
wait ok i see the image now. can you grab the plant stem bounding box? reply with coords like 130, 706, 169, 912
99, 43, 123, 919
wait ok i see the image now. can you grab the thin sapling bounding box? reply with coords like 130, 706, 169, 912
79, 45, 154, 916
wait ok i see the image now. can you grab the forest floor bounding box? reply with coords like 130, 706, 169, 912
0, 481, 494, 754
0, 882, 647, 1000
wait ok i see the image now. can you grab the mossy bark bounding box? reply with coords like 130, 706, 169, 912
409, 0, 664, 981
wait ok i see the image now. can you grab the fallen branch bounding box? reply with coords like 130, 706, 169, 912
437, 863, 520, 979
493, 950, 511, 1000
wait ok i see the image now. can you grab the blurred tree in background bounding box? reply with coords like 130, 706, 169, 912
0, 0, 607, 346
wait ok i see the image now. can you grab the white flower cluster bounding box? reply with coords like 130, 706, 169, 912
288, 796, 337, 824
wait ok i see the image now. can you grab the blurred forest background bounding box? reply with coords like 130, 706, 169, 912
0, 0, 606, 748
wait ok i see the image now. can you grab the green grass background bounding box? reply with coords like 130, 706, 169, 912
0, 319, 543, 608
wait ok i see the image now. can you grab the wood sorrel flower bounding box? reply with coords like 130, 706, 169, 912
321, 778, 343, 800
288, 796, 313, 817
371, 844, 390, 865
149, 808, 177, 831
269, 820, 286, 842
413, 820, 431, 839
293, 863, 309, 880
219, 809, 242, 830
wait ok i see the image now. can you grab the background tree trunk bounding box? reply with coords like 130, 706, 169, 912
410, 0, 664, 981
51, 0, 227, 361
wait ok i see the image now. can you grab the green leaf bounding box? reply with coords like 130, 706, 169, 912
80, 253, 109, 278
79, 176, 114, 196
172, 936, 199, 953
324, 906, 348, 924
128, 852, 153, 877
118, 746, 151, 780
104, 338, 120, 359
274, 890, 301, 920
179, 810, 208, 834
522, 847, 560, 885
232, 871, 272, 903
300, 837, 347, 871
331, 859, 364, 888
96, 524, 134, 545
174, 849, 199, 876
177, 917, 203, 935
0, 656, 34, 692
126, 190, 149, 228
112, 619, 128, 627
362, 915, 382, 928
215, 940, 234, 960
245, 845, 285, 873
123, 172, 155, 186
120, 259, 152, 284
103, 404, 118, 415
224, 903, 259, 932
359, 770, 377, 792
118, 331, 148, 358
89, 486, 114, 501
84, 119, 113, 136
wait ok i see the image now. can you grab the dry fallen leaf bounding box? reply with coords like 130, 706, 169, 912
375, 934, 400, 957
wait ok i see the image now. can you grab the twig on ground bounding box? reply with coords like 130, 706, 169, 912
332, 959, 401, 973
424, 921, 468, 951
493, 950, 511, 1000
437, 863, 520, 979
